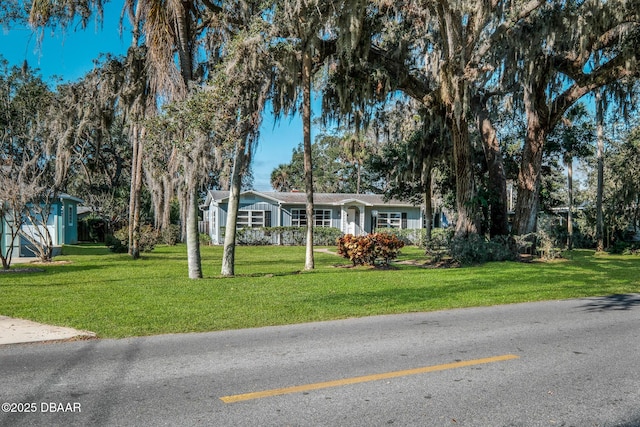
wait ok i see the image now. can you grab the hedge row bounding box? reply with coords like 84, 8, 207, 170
228, 226, 343, 246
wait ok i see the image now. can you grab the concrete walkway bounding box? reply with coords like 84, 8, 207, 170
0, 315, 96, 346
2, 257, 96, 345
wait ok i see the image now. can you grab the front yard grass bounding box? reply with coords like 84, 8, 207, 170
1, 244, 638, 338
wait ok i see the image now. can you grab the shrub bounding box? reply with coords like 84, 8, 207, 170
336, 233, 405, 267
236, 227, 273, 245
373, 228, 428, 247
449, 234, 517, 265
199, 232, 212, 246
450, 234, 490, 265
105, 233, 127, 253
424, 228, 454, 262
313, 227, 344, 246
608, 241, 640, 255
106, 225, 158, 253
233, 226, 342, 246
161, 224, 181, 246
534, 229, 564, 260
486, 235, 518, 262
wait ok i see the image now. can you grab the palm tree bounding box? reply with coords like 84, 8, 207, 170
271, 164, 295, 191
595, 89, 605, 252
551, 104, 594, 250
269, 0, 335, 270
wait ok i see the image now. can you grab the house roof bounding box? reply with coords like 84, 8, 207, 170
59, 193, 84, 204
205, 190, 417, 207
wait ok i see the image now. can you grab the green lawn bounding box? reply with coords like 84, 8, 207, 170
1, 244, 639, 338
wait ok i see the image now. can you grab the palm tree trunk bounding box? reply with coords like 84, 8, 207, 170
128, 124, 144, 259
567, 156, 574, 250
221, 140, 246, 277
186, 183, 202, 279
595, 90, 605, 252
302, 47, 314, 270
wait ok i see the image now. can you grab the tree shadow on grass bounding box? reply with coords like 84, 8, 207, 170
579, 293, 640, 311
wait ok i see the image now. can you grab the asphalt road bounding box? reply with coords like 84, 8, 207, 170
1, 294, 640, 427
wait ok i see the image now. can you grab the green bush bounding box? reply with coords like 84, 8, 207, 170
199, 232, 212, 246
107, 225, 158, 253
449, 234, 517, 265
161, 224, 181, 246
608, 241, 640, 255
533, 229, 564, 260
233, 226, 342, 246
105, 233, 127, 253
373, 228, 428, 247
450, 234, 489, 265
336, 233, 405, 266
424, 228, 454, 262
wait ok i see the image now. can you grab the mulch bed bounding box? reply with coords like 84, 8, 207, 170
1, 260, 71, 274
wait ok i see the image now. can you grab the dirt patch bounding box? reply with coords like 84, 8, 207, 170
30, 260, 72, 266
1, 260, 71, 274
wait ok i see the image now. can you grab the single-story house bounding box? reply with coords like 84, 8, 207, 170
1, 193, 83, 258
201, 190, 442, 245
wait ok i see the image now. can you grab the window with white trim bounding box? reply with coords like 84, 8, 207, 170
237, 210, 265, 228
376, 212, 402, 228
291, 209, 332, 227
68, 206, 74, 226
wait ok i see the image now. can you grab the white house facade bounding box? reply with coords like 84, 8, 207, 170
201, 190, 427, 245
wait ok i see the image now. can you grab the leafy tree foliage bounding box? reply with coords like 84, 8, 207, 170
583, 120, 640, 246
270, 129, 379, 194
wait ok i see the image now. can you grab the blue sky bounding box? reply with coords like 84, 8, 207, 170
0, 3, 307, 191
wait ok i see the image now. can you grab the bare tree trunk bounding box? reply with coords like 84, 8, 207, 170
422, 158, 433, 242
221, 140, 246, 277
162, 174, 173, 231
302, 48, 314, 270
450, 117, 479, 238
567, 156, 574, 250
513, 84, 546, 236
595, 90, 605, 252
475, 100, 509, 237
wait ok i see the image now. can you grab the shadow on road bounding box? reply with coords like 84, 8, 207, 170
580, 293, 640, 311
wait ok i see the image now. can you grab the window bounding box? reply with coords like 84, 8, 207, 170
377, 212, 402, 229
68, 206, 74, 226
237, 210, 265, 228
291, 209, 306, 226
291, 209, 332, 227
314, 209, 331, 227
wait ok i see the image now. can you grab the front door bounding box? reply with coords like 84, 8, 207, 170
347, 207, 360, 235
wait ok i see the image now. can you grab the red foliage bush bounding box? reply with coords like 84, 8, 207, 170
336, 233, 405, 266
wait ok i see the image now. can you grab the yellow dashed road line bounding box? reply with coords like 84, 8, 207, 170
220, 353, 520, 403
